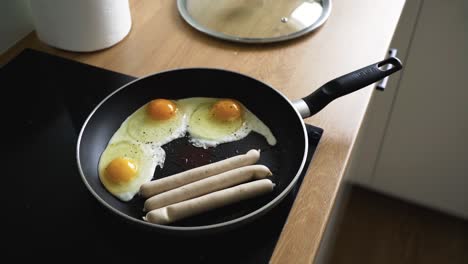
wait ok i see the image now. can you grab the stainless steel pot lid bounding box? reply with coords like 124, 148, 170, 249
177, 0, 332, 43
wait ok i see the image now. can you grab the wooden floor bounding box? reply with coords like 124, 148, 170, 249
328, 186, 468, 264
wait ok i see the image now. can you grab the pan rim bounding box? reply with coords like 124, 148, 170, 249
76, 67, 308, 232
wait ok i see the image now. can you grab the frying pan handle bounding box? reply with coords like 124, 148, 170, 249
297, 57, 402, 118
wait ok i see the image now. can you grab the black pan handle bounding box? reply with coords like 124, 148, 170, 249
297, 57, 402, 118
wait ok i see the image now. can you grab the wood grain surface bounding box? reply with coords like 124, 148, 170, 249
329, 186, 468, 264
0, 0, 405, 262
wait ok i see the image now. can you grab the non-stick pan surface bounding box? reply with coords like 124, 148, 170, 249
77, 68, 308, 232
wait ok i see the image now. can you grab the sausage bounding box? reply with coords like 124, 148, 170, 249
139, 149, 261, 198
144, 164, 272, 211
144, 179, 275, 225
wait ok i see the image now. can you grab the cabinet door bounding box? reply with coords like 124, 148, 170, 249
371, 0, 468, 219
347, 0, 422, 186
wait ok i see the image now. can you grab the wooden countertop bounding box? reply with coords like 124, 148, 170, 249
0, 0, 405, 262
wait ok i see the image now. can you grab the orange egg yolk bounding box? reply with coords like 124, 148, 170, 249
105, 158, 137, 184
210, 99, 243, 122
146, 99, 178, 120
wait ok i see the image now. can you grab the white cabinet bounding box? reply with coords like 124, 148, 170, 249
349, 0, 468, 219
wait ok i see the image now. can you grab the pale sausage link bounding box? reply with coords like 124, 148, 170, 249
144, 179, 275, 225
144, 164, 272, 211
139, 149, 260, 198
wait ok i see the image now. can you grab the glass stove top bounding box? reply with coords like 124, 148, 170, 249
3, 49, 322, 263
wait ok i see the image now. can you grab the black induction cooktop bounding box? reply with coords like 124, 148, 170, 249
3, 49, 322, 263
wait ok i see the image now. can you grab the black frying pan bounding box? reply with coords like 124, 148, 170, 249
77, 57, 402, 233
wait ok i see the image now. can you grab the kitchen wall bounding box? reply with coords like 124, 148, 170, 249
0, 0, 34, 54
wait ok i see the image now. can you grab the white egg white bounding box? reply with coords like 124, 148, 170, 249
182, 98, 277, 148
113, 102, 188, 146
98, 97, 276, 202
98, 140, 165, 202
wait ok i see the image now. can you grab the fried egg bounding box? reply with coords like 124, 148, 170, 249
98, 140, 165, 201
99, 99, 185, 201
98, 97, 276, 201
182, 98, 277, 148
122, 99, 188, 146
